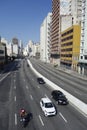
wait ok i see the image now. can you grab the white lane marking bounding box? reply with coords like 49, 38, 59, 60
14, 96, 16, 102
24, 79, 25, 82
45, 94, 48, 98
59, 112, 67, 123
0, 72, 10, 82
37, 85, 40, 89
30, 95, 33, 100
14, 86, 16, 89
26, 86, 28, 89
15, 113, 17, 125
39, 115, 44, 126
14, 79, 16, 82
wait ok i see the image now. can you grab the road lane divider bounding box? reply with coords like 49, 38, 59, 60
39, 115, 44, 126
37, 85, 40, 89
27, 59, 87, 116
26, 85, 29, 89
30, 94, 33, 100
59, 112, 67, 123
14, 96, 16, 102
15, 113, 17, 125
14, 86, 16, 89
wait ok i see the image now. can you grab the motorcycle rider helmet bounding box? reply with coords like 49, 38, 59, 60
21, 109, 25, 113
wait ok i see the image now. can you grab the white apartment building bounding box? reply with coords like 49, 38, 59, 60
23, 45, 28, 56
78, 0, 87, 75
69, 0, 82, 24
27, 40, 34, 57
7, 42, 12, 57
32, 43, 40, 59
40, 12, 52, 63
60, 14, 73, 32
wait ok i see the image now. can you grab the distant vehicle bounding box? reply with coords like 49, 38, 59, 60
51, 90, 68, 105
37, 77, 45, 84
40, 97, 56, 116
27, 63, 29, 67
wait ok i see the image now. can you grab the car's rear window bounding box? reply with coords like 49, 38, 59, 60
45, 102, 53, 108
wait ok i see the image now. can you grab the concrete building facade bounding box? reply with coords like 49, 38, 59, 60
51, 0, 60, 64
40, 12, 52, 63
61, 25, 81, 70
78, 0, 87, 75
69, 0, 82, 24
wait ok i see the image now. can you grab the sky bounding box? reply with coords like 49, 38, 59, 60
0, 0, 52, 46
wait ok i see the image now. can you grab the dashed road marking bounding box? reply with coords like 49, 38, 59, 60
14, 79, 16, 82
45, 94, 48, 98
24, 79, 25, 82
26, 85, 28, 89
39, 115, 44, 126
14, 86, 16, 89
14, 96, 16, 102
30, 95, 33, 100
15, 113, 17, 125
37, 85, 40, 89
59, 112, 67, 123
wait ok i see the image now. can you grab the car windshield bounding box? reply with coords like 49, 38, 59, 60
59, 94, 65, 97
45, 102, 53, 108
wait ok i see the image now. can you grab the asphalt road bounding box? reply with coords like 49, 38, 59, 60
29, 58, 87, 104
0, 59, 87, 130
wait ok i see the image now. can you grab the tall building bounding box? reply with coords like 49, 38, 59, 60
12, 37, 19, 58
40, 12, 52, 63
51, 0, 60, 64
69, 0, 82, 24
61, 25, 81, 70
60, 0, 83, 71
51, 0, 69, 64
78, 0, 87, 75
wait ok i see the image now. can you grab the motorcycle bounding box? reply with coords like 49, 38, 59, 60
20, 110, 33, 127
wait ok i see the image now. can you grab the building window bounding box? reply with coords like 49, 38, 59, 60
0, 50, 4, 54
85, 55, 87, 60
81, 56, 83, 59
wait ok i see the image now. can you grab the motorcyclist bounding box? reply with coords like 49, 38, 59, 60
20, 109, 27, 118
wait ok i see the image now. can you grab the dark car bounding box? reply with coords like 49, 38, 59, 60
27, 63, 29, 67
51, 90, 68, 105
37, 77, 45, 84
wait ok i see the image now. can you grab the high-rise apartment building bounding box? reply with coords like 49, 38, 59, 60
51, 0, 69, 64
51, 0, 60, 64
78, 0, 87, 75
40, 12, 52, 63
60, 0, 83, 71
12, 37, 19, 58
69, 0, 82, 24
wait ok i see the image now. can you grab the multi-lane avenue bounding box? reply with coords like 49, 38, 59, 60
0, 58, 87, 130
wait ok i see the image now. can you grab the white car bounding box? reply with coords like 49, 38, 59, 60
40, 97, 56, 116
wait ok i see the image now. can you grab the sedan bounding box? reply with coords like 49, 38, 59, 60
51, 90, 68, 105
37, 77, 45, 84
40, 97, 56, 116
